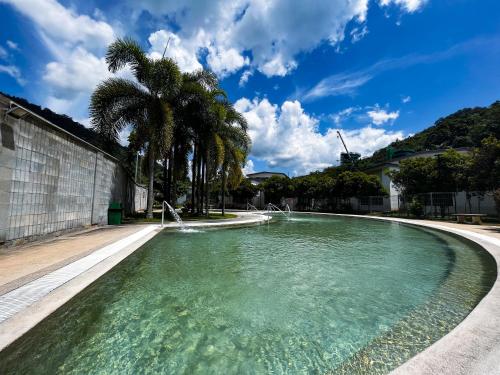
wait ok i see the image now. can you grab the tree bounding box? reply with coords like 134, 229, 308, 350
258, 176, 293, 204
389, 157, 437, 196
177, 71, 222, 215
469, 136, 500, 191
364, 100, 500, 167
218, 103, 250, 215
90, 38, 182, 218
230, 178, 258, 204
333, 171, 386, 198
434, 149, 471, 192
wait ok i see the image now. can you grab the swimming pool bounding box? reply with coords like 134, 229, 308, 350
0, 214, 496, 374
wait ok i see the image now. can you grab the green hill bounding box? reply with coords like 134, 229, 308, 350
364, 100, 500, 166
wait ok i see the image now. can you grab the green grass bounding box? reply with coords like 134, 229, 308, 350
181, 213, 237, 221
123, 211, 237, 224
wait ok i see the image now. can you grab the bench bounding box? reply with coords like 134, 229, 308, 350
451, 214, 487, 225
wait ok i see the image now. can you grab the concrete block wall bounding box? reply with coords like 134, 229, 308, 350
0, 111, 147, 244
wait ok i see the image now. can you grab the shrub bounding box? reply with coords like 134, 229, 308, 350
409, 197, 424, 218
494, 188, 500, 218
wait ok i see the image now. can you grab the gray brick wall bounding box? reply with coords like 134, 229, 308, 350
0, 109, 147, 244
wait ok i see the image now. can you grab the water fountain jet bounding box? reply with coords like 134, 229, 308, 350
162, 201, 187, 230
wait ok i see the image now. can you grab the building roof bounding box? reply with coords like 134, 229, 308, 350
246, 171, 288, 178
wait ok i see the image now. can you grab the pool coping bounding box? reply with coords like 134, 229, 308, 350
0, 212, 269, 352
298, 212, 500, 375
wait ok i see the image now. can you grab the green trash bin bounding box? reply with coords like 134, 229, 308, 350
108, 202, 123, 225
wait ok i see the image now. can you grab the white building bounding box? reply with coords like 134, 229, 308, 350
363, 148, 473, 211
246, 171, 288, 186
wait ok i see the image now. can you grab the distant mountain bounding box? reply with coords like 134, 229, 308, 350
1, 92, 126, 158
365, 100, 500, 165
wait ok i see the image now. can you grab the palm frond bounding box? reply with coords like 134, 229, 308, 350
150, 101, 175, 155
106, 38, 150, 85
150, 58, 182, 99
89, 78, 149, 141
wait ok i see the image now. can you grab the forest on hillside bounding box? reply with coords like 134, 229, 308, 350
364, 101, 500, 166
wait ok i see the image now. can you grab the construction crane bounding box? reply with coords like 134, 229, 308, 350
337, 130, 350, 155
336, 130, 359, 167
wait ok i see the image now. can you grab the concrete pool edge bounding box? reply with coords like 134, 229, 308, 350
0, 212, 269, 352
298, 212, 500, 375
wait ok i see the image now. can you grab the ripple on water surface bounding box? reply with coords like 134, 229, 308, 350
0, 215, 495, 374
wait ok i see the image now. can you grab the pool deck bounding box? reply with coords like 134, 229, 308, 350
0, 212, 499, 374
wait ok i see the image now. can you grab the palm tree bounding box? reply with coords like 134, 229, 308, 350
174, 70, 222, 215
181, 75, 250, 216
217, 103, 250, 215
89, 38, 182, 218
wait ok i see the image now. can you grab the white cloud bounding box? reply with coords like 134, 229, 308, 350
330, 106, 360, 124
1, 0, 118, 120
351, 25, 369, 43
303, 71, 372, 101
402, 95, 411, 103
149, 30, 249, 76
367, 108, 399, 125
148, 30, 204, 73
235, 97, 404, 175
206, 47, 249, 77
0, 64, 26, 85
1, 0, 433, 120
301, 37, 494, 102
242, 159, 256, 176
1, 0, 114, 51
43, 47, 110, 95
379, 0, 428, 13
239, 70, 253, 87
6, 40, 19, 51
133, 0, 423, 79
225, 0, 370, 77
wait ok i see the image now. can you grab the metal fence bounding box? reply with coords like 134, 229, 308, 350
281, 191, 498, 217
392, 191, 498, 217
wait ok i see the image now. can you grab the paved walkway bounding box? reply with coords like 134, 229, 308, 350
417, 219, 500, 240
0, 225, 148, 295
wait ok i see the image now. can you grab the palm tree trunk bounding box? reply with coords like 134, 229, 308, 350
163, 155, 169, 204
200, 156, 205, 214
171, 144, 178, 207
167, 146, 173, 205
205, 150, 210, 217
197, 151, 202, 214
146, 146, 155, 219
222, 165, 227, 216
191, 144, 197, 214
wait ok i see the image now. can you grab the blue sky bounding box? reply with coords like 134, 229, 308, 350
0, 0, 499, 176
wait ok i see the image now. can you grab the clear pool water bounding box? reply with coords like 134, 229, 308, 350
0, 215, 496, 374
